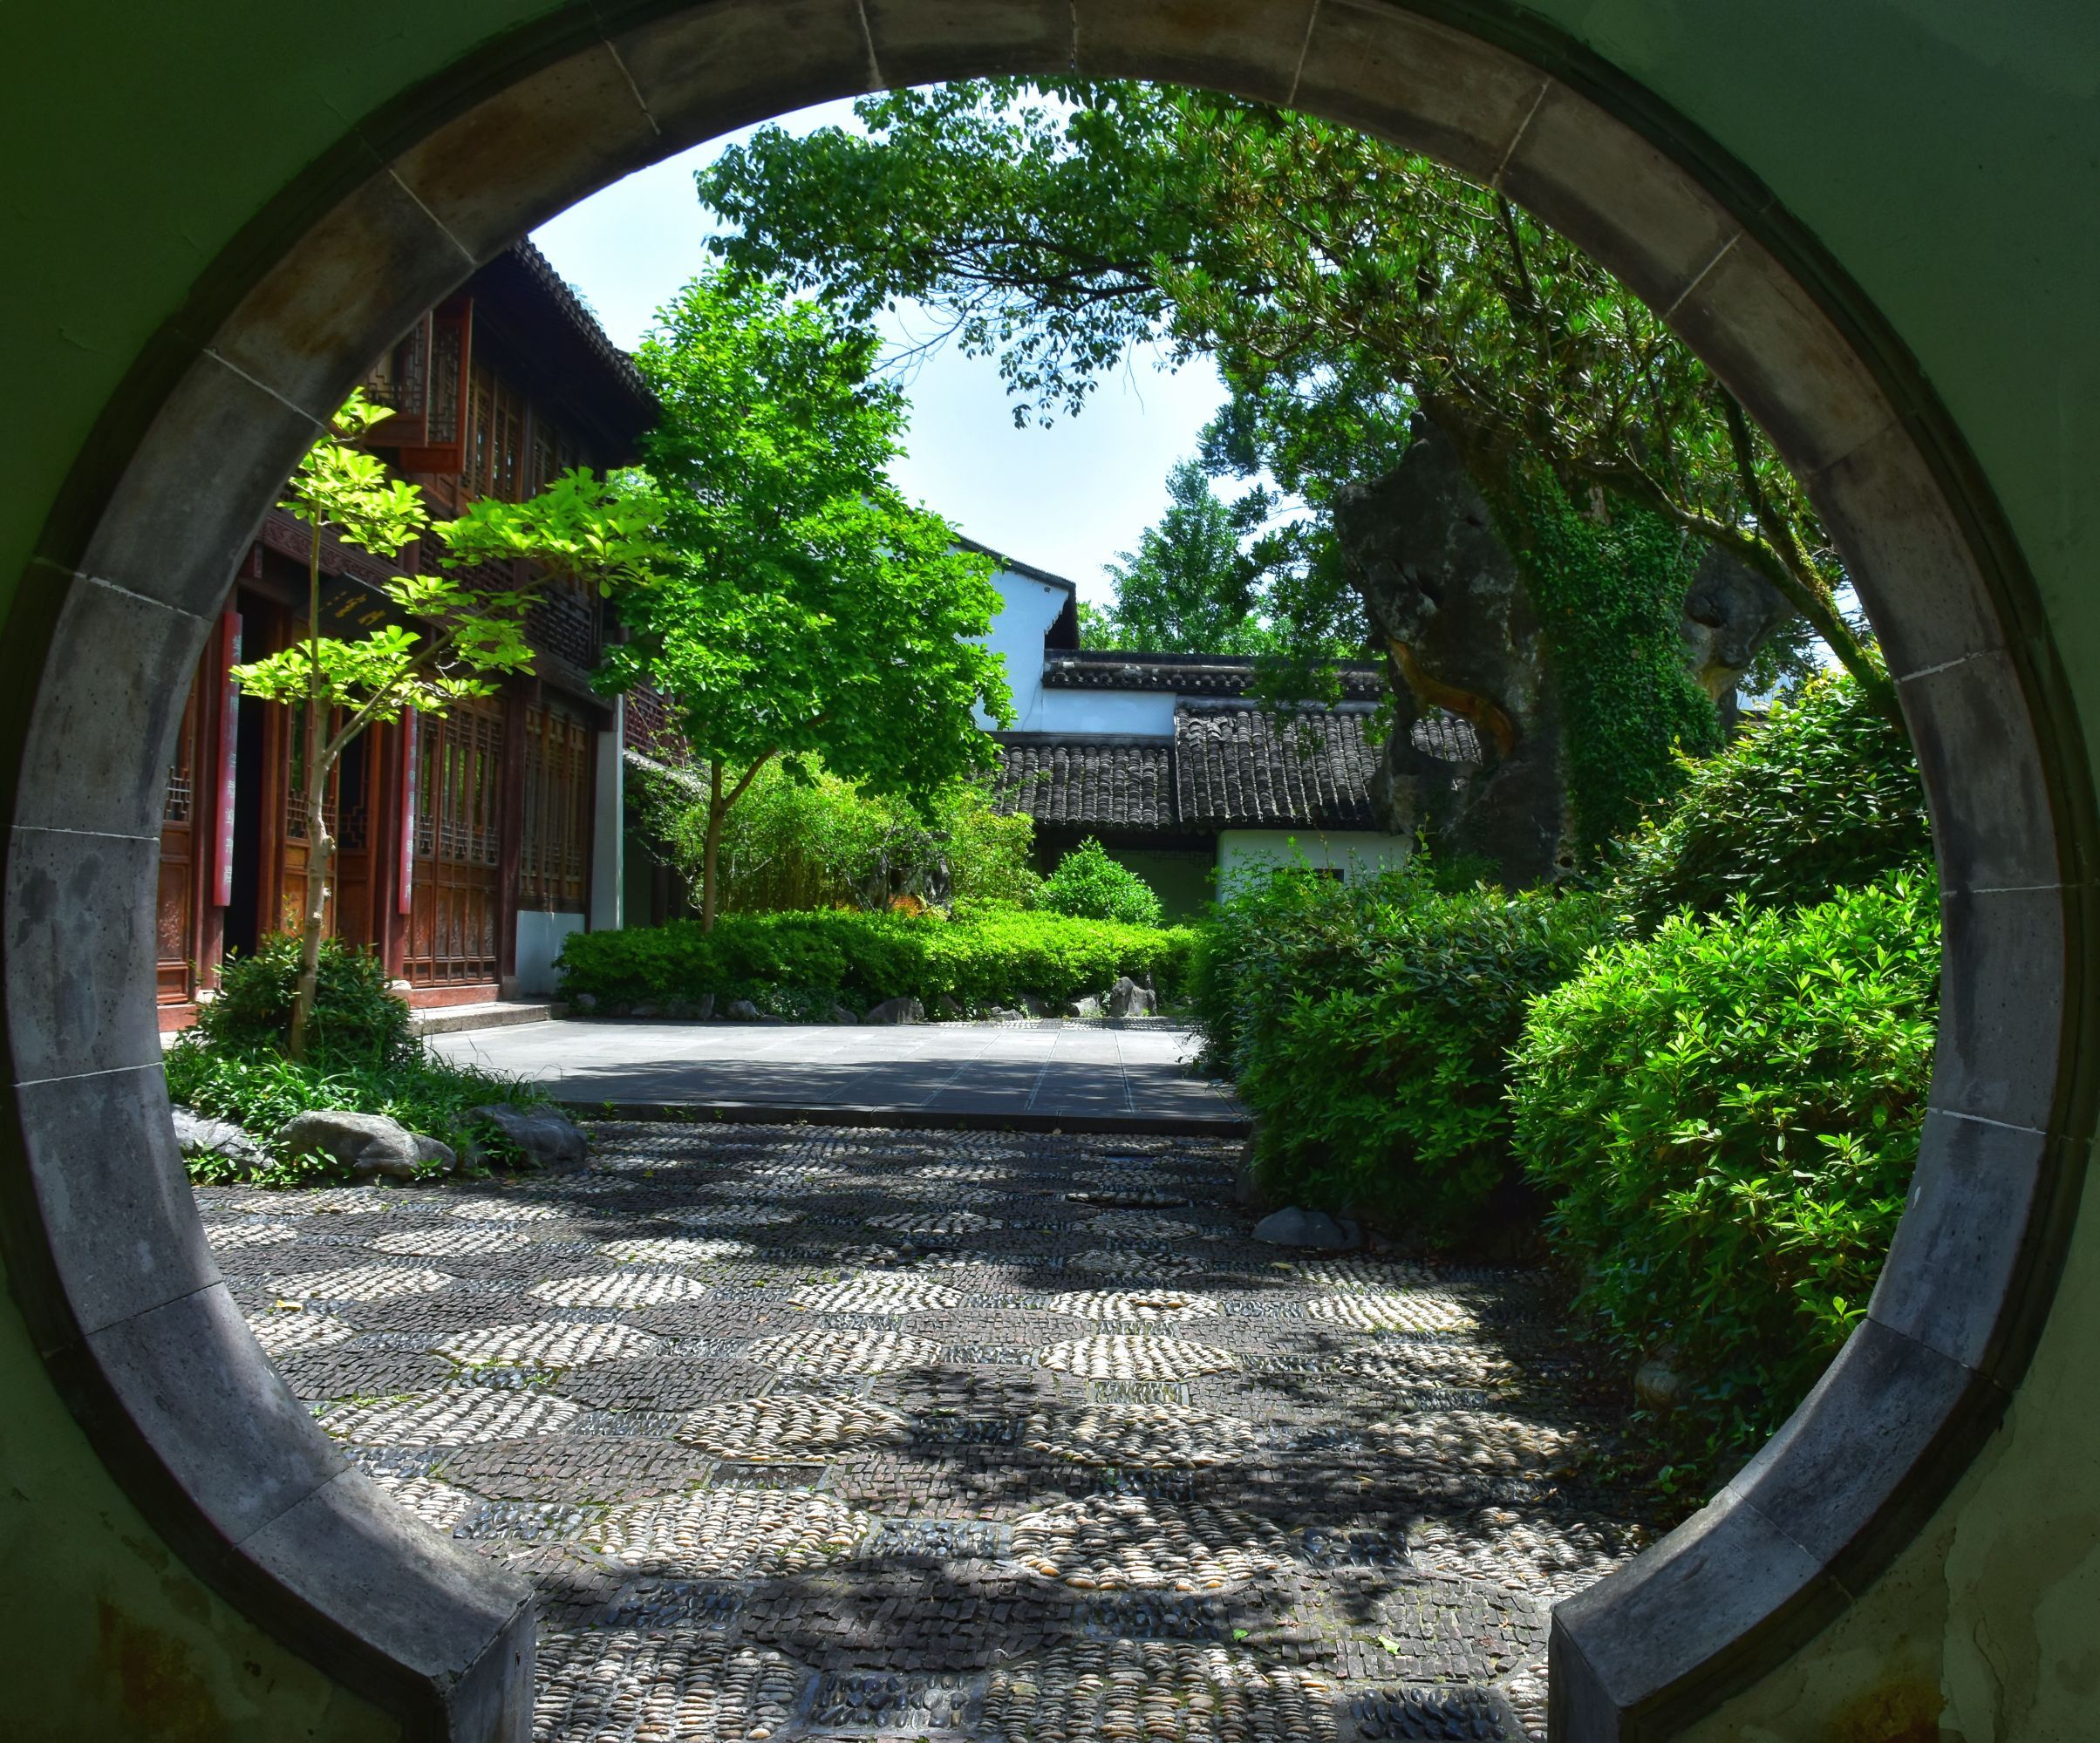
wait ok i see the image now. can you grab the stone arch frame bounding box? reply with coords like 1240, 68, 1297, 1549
2, 2, 2085, 1737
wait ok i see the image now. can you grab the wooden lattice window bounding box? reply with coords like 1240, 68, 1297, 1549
464, 363, 523, 502
522, 705, 592, 912
415, 701, 504, 868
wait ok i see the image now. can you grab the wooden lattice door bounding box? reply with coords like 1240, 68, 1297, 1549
405, 697, 504, 985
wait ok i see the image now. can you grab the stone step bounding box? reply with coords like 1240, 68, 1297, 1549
411, 1000, 556, 1038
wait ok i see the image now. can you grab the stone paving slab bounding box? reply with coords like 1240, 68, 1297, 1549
430, 1018, 1244, 1123
199, 1122, 1651, 1742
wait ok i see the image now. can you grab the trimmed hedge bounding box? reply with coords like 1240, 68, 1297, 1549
556, 907, 1194, 1014
1189, 865, 1603, 1240
1040, 838, 1165, 927
1606, 671, 1928, 930
1511, 868, 1939, 1475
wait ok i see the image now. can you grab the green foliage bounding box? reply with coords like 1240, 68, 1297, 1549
194, 935, 416, 1069
1517, 491, 1722, 860
1190, 862, 1601, 1239
1088, 458, 1278, 654
556, 908, 1192, 1014
635, 758, 1038, 916
1039, 839, 1165, 927
166, 1037, 550, 1185
699, 79, 1882, 702
1510, 870, 1940, 1477
1607, 671, 1929, 929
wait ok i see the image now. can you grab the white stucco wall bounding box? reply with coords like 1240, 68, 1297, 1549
590, 698, 624, 933
514, 910, 585, 998
1033, 687, 1176, 735
975, 567, 1068, 730
1214, 829, 1411, 898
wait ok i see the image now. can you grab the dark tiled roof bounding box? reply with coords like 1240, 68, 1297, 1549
1176, 701, 1381, 828
992, 703, 1481, 834
992, 735, 1172, 828
1043, 650, 1387, 700
504, 236, 653, 407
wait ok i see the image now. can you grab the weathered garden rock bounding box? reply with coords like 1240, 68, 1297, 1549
277, 1110, 423, 1181
863, 997, 924, 1025
1108, 977, 1156, 1018
470, 1103, 589, 1171
171, 1106, 270, 1174
630, 1001, 662, 1019
824, 1002, 858, 1025
1252, 1206, 1361, 1249
988, 1005, 1026, 1023
412, 1134, 457, 1174
934, 994, 967, 1021
1681, 548, 1791, 704
1067, 994, 1104, 1019
1634, 1346, 1687, 1413
1019, 993, 1052, 1018
568, 991, 598, 1013
724, 998, 761, 1021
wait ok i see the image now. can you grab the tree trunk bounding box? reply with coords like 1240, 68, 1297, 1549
287, 695, 333, 1060
699, 763, 725, 934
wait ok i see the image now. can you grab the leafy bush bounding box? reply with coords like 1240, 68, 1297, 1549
1039, 839, 1165, 928
1606, 671, 1928, 930
633, 757, 1040, 916
165, 1036, 551, 1183
1510, 868, 1939, 1478
194, 934, 417, 1068
1189, 862, 1601, 1238
557, 907, 1192, 1013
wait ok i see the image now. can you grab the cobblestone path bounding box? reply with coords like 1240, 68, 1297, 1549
197, 1123, 1651, 1742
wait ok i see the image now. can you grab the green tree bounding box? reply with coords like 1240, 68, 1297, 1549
1087, 457, 1275, 653
233, 393, 663, 1059
606, 272, 1014, 930
699, 80, 1885, 718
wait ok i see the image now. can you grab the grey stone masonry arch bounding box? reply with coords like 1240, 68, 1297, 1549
3, 3, 2085, 1740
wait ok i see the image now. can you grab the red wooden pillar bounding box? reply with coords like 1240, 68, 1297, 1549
197, 609, 242, 988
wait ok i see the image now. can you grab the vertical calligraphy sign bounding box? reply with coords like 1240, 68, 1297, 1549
212, 610, 241, 906
399, 710, 419, 915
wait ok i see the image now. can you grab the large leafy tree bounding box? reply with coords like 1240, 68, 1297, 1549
235, 393, 664, 1058
605, 272, 1013, 929
699, 80, 1886, 719
1087, 458, 1275, 654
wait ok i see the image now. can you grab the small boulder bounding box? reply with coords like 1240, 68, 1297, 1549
170, 1106, 270, 1176
1634, 1345, 1686, 1414
1019, 993, 1052, 1018
1067, 994, 1104, 1019
1108, 976, 1156, 1018
862, 997, 924, 1025
630, 1001, 662, 1019
988, 1005, 1026, 1023
824, 1002, 857, 1025
470, 1103, 589, 1172
1252, 1206, 1360, 1249
724, 998, 761, 1021
568, 991, 598, 1013
693, 993, 717, 1020
412, 1134, 457, 1174
934, 994, 967, 1021
277, 1110, 423, 1181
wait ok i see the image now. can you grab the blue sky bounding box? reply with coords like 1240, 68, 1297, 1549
532, 98, 1230, 607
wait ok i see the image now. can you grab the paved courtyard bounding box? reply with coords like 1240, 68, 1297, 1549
430, 1018, 1242, 1124
199, 1121, 1649, 1742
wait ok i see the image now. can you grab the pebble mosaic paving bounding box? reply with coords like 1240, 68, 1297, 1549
196, 1121, 1654, 1742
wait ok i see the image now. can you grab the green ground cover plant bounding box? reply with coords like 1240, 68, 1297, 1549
556, 907, 1191, 1015
1510, 868, 1940, 1484
167, 936, 550, 1183
1038, 838, 1166, 927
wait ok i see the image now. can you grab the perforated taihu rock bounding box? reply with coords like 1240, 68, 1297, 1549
744, 1327, 946, 1375
265, 1264, 452, 1302
790, 1272, 964, 1315
326, 1387, 583, 1446
439, 1320, 665, 1368
528, 1271, 710, 1310
675, 1395, 908, 1460
1036, 1336, 1240, 1380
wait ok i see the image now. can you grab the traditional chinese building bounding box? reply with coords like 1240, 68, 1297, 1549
972, 542, 1481, 917
156, 241, 657, 1026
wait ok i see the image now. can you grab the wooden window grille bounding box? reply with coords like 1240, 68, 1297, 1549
415, 701, 504, 868
521, 705, 592, 911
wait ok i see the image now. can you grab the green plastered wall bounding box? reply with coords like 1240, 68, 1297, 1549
2, 2, 2096, 1735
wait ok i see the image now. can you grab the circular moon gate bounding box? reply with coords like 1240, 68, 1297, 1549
3, 3, 2084, 1739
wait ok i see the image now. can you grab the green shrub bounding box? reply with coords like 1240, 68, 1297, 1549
1606, 671, 1928, 930
165, 1035, 552, 1183
1039, 839, 1165, 928
195, 934, 416, 1068
1510, 868, 1939, 1479
1224, 881, 1603, 1239
556, 907, 1192, 1012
